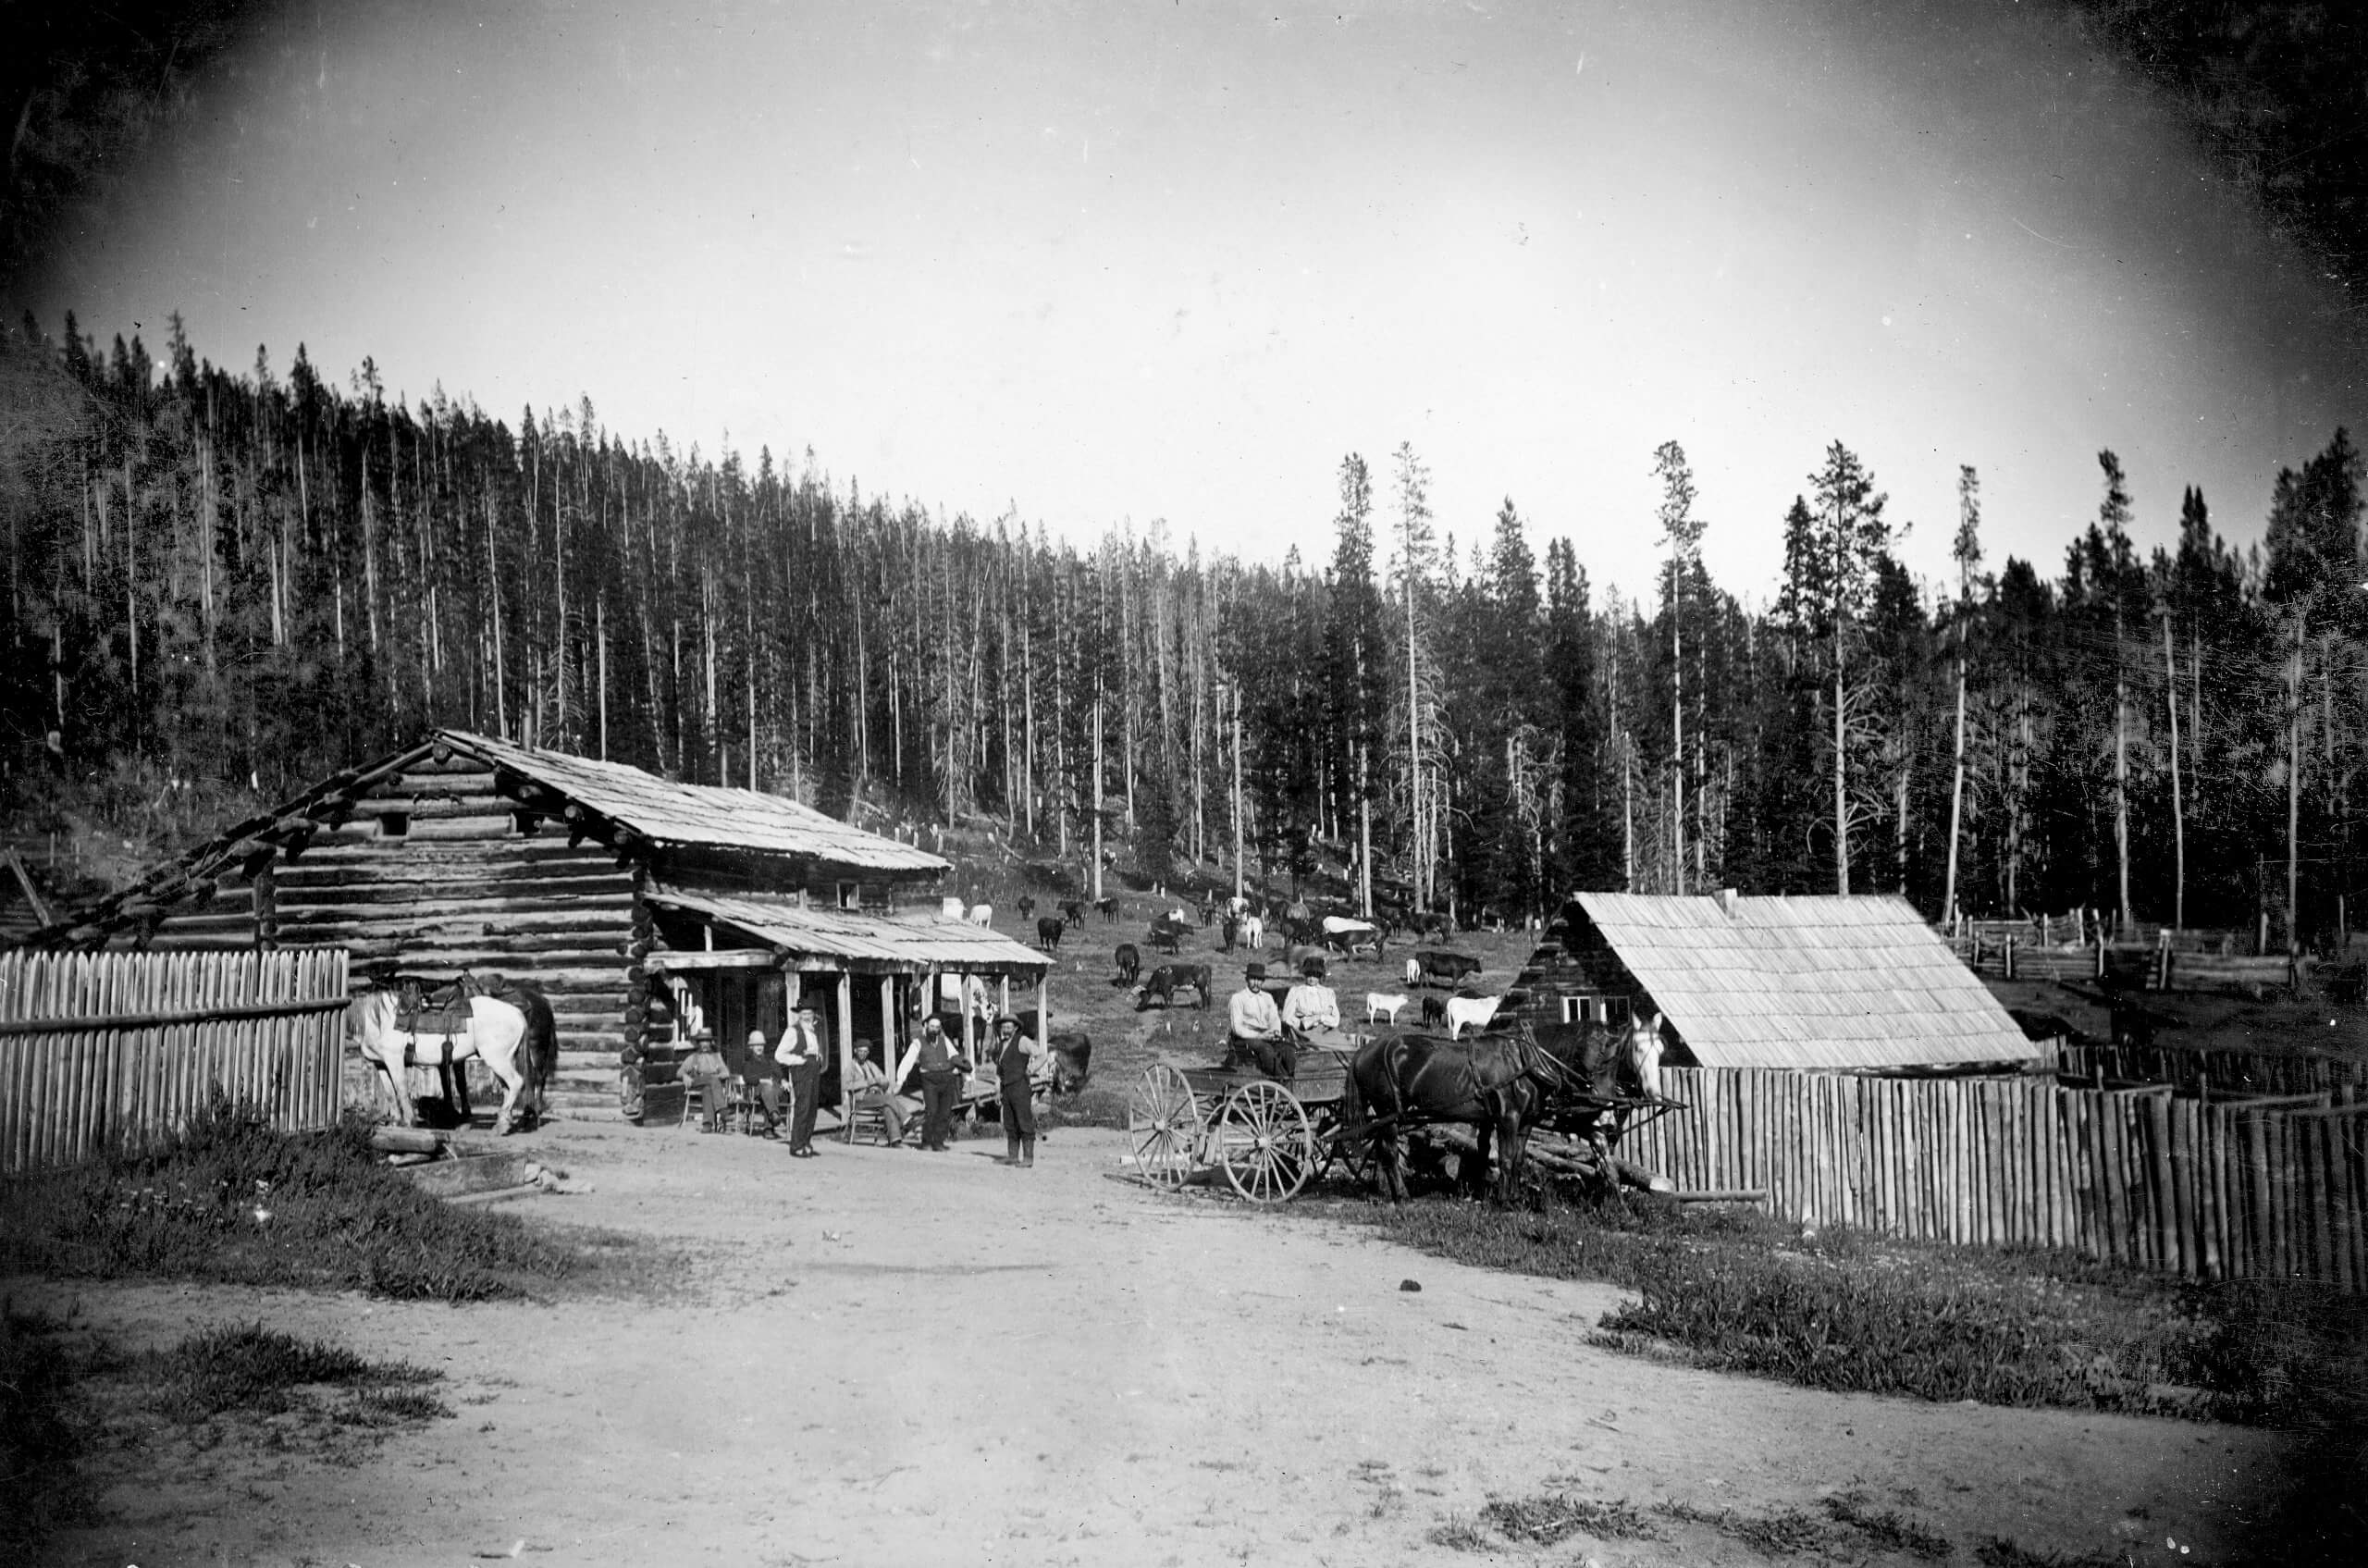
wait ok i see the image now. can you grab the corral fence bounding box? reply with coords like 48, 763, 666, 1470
1620, 1056, 2368, 1293
1942, 914, 2305, 994
1, 947, 350, 1174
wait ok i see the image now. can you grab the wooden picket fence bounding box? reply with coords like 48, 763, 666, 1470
1621, 1064, 2368, 1291
0, 947, 350, 1173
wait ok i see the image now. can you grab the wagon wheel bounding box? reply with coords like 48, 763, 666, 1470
1309, 1102, 1373, 1188
1215, 1080, 1315, 1204
1128, 1065, 1201, 1188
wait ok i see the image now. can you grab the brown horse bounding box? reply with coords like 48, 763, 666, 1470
1340, 1018, 1654, 1202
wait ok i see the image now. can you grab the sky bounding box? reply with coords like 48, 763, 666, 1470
20, 0, 2368, 607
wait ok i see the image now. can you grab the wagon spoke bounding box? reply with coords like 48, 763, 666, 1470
1128, 1065, 1200, 1188
1218, 1080, 1313, 1204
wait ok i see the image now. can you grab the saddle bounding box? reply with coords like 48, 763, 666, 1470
395, 973, 486, 1038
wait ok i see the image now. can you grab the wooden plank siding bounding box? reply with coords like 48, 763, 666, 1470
1620, 1065, 2368, 1293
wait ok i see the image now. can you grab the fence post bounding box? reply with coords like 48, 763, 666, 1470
2004, 934, 2016, 982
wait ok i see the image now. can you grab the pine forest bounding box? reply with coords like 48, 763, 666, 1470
4, 314, 2365, 946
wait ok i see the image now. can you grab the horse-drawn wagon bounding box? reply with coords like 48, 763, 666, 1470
1125, 1018, 1679, 1204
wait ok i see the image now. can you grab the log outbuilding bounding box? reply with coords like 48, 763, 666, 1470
1505, 891, 2039, 1071
18, 731, 1052, 1116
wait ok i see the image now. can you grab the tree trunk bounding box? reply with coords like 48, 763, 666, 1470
2164, 614, 2184, 930
1943, 617, 1968, 923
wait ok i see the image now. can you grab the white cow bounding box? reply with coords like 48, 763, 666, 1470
1443, 994, 1502, 1039
1365, 993, 1409, 1025
1242, 914, 1264, 950
968, 903, 993, 927
940, 895, 967, 920
1402, 957, 1422, 988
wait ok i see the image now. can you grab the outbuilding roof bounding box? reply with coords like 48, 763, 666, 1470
645, 885, 1051, 976
447, 731, 946, 872
1570, 892, 2037, 1070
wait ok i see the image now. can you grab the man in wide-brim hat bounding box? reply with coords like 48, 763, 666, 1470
1224, 960, 1288, 1078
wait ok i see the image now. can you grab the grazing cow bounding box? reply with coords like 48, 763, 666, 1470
1060, 899, 1088, 928
1404, 957, 1422, 988
1036, 916, 1067, 952
1147, 914, 1192, 954
1090, 896, 1113, 921
1415, 950, 1484, 989
1420, 995, 1448, 1029
1242, 914, 1264, 951
1220, 914, 1240, 954
1322, 915, 1384, 958
1136, 963, 1214, 1009
1365, 993, 1409, 1025
1444, 994, 1502, 1038
1049, 1031, 1094, 1095
1113, 943, 1141, 985
968, 903, 993, 927
1017, 895, 1037, 922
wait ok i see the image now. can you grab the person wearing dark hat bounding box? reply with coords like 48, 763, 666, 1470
989, 1014, 1043, 1167
777, 1006, 827, 1156
679, 1029, 730, 1131
844, 1037, 911, 1146
1224, 962, 1289, 1079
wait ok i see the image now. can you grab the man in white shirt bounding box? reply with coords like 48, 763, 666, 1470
1225, 963, 1295, 1080
776, 1006, 827, 1157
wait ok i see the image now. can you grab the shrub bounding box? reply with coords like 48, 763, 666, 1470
0, 1097, 579, 1301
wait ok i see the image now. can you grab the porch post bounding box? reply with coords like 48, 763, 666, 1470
833, 970, 855, 1103
880, 975, 897, 1071
960, 975, 976, 1062
1035, 972, 1049, 1054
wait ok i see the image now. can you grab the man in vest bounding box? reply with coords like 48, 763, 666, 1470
777, 1006, 827, 1157
895, 1016, 969, 1151
990, 1014, 1044, 1167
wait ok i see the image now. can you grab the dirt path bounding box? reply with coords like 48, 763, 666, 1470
29, 1119, 2295, 1567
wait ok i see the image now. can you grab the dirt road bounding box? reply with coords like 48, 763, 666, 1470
31, 1119, 2296, 1567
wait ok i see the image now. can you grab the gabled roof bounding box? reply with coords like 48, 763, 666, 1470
645, 885, 1050, 975
1572, 893, 2037, 1070
445, 732, 946, 872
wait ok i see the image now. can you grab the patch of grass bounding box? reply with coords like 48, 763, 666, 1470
1336, 1185, 2368, 1428
0, 1097, 583, 1301
1824, 1488, 1953, 1559
1974, 1537, 2132, 1568
0, 1305, 96, 1558
1039, 1083, 1129, 1130
149, 1322, 439, 1424
1425, 1512, 1494, 1550
1658, 1498, 1832, 1556
1482, 1490, 1662, 1543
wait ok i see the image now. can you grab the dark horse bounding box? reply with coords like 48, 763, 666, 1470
1339, 1018, 1655, 1202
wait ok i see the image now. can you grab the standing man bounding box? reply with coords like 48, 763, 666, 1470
896, 1016, 969, 1151
990, 1014, 1043, 1167
778, 1006, 827, 1157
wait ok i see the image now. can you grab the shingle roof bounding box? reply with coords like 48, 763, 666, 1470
1572, 893, 2037, 1069
646, 885, 1051, 975
445, 732, 946, 873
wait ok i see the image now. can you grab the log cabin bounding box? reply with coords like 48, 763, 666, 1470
15, 730, 1053, 1117
1503, 891, 2038, 1071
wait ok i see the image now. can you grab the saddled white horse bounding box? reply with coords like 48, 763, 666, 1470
350, 987, 553, 1134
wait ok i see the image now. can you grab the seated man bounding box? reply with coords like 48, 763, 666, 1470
844, 1037, 914, 1146
678, 1030, 731, 1131
1281, 969, 1349, 1058
724, 1026, 783, 1135
1224, 962, 1294, 1081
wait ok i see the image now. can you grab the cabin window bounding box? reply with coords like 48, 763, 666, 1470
836, 881, 859, 911
379, 812, 411, 838
1560, 995, 1597, 1025
1603, 997, 1632, 1028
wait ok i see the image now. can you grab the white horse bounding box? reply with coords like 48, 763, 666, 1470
350, 988, 549, 1135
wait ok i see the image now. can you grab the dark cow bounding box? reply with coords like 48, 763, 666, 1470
1282, 916, 1320, 948
1137, 963, 1214, 1009
1147, 916, 1190, 955
1049, 1031, 1093, 1094
1113, 943, 1141, 985
1017, 895, 1037, 922
1219, 914, 1240, 954
1415, 950, 1483, 988
1420, 994, 1448, 1029
1036, 916, 1067, 952
1097, 896, 1119, 921
1060, 899, 1088, 928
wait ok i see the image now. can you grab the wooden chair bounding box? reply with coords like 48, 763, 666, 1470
841, 1093, 894, 1145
